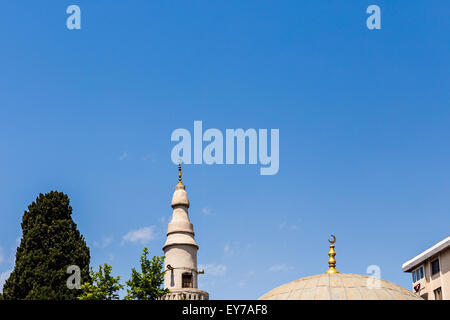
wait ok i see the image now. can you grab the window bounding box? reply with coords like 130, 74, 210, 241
431, 259, 440, 275
412, 266, 424, 282
434, 287, 442, 300
182, 273, 193, 288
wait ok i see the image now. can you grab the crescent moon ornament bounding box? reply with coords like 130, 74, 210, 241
328, 234, 336, 244
325, 234, 339, 273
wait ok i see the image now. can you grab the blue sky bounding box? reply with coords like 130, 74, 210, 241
0, 1, 449, 299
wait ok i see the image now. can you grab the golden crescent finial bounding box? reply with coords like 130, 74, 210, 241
325, 234, 339, 274
178, 160, 182, 185
328, 234, 336, 244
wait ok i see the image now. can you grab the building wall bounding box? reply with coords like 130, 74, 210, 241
439, 249, 450, 299
411, 247, 450, 300
413, 265, 427, 299
164, 244, 198, 289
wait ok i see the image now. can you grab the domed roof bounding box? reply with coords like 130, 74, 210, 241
258, 273, 422, 300
259, 235, 423, 300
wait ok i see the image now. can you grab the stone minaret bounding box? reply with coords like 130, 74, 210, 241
162, 164, 209, 300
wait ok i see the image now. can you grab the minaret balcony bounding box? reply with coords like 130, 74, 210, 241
160, 288, 209, 300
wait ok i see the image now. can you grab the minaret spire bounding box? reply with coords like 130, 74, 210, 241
178, 160, 182, 185
161, 165, 209, 300
325, 234, 339, 274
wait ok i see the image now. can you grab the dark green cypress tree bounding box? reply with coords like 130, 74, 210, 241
2, 191, 90, 299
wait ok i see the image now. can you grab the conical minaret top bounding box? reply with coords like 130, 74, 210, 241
162, 164, 208, 300
165, 163, 195, 247
170, 162, 190, 209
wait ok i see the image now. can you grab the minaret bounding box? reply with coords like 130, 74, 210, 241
162, 163, 209, 300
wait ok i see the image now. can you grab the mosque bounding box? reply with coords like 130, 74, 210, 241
161, 165, 422, 300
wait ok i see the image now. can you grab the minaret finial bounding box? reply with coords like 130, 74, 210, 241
178, 160, 182, 185
325, 234, 339, 274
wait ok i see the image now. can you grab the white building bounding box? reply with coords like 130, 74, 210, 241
402, 236, 450, 300
161, 164, 209, 300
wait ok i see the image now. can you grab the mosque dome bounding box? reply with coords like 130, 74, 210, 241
258, 235, 423, 300
258, 273, 422, 300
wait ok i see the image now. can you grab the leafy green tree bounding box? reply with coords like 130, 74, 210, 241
78, 264, 123, 300
125, 247, 168, 300
2, 191, 90, 300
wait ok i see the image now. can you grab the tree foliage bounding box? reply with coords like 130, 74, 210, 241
2, 191, 90, 299
125, 247, 168, 300
78, 264, 123, 300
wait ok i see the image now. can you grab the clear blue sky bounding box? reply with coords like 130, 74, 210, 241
0, 1, 449, 299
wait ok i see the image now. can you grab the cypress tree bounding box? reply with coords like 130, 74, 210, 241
2, 191, 90, 299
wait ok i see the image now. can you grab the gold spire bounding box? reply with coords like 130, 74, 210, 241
325, 234, 339, 274
178, 160, 182, 185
